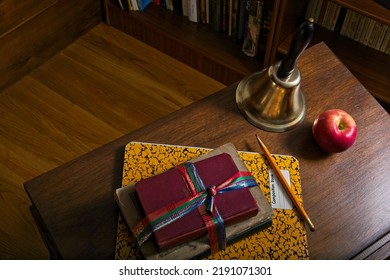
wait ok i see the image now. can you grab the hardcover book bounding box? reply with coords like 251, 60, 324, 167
242, 0, 263, 57
134, 152, 260, 251
115, 142, 309, 259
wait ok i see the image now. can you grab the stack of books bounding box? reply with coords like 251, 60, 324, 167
114, 142, 309, 259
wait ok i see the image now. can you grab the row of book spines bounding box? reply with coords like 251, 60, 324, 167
153, 0, 272, 58
117, 0, 151, 11
116, 0, 273, 59
203, 0, 272, 59
306, 0, 390, 54
150, 0, 245, 37
117, 0, 239, 34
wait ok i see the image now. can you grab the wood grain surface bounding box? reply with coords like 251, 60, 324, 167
0, 23, 224, 259
0, 0, 101, 92
24, 42, 390, 259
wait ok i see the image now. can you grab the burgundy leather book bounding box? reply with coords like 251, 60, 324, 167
135, 153, 259, 251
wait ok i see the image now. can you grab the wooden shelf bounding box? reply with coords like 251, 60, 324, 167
104, 1, 389, 104
104, 2, 261, 85
278, 24, 390, 103
278, 0, 390, 105
332, 0, 390, 25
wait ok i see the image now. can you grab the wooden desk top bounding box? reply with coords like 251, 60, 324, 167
24, 43, 390, 260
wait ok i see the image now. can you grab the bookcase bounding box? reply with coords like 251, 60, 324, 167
103, 0, 308, 85
279, 0, 390, 105
103, 0, 389, 105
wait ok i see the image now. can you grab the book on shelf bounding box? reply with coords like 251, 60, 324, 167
229, 0, 246, 44
256, 0, 273, 58
237, 0, 248, 42
222, 0, 229, 32
333, 6, 347, 33
117, 0, 125, 10
173, 0, 183, 13
306, 0, 390, 54
340, 10, 362, 38
209, 0, 222, 31
188, 0, 201, 22
200, 0, 208, 24
305, 0, 323, 23
182, 0, 189, 16
117, 0, 152, 10
322, 1, 341, 31
242, 0, 263, 57
114, 142, 309, 260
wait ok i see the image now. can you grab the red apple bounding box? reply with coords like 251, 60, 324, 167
312, 109, 357, 153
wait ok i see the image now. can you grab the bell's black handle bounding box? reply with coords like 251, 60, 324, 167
277, 18, 314, 79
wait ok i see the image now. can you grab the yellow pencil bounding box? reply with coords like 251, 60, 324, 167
256, 135, 315, 232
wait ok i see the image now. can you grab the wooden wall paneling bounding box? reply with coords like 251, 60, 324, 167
0, 0, 58, 36
0, 0, 102, 92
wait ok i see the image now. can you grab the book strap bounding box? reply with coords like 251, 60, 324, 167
177, 161, 206, 195
131, 163, 258, 253
178, 163, 227, 253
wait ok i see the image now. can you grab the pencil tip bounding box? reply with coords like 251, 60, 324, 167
307, 219, 315, 232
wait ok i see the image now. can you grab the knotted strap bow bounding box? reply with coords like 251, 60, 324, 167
131, 162, 258, 253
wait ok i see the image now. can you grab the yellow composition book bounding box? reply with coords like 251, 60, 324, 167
114, 142, 309, 260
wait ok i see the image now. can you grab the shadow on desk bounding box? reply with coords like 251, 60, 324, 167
377, 99, 390, 114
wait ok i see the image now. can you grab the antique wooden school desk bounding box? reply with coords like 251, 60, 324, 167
25, 43, 390, 259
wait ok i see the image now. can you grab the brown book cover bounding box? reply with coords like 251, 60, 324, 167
135, 152, 259, 250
